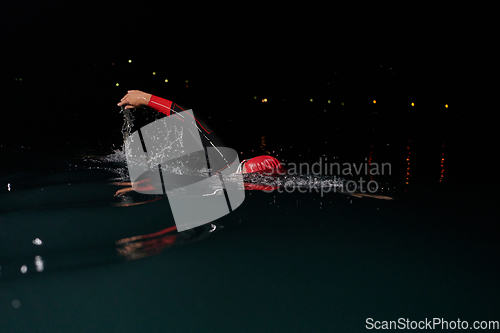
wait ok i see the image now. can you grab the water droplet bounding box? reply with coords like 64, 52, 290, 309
12, 300, 21, 309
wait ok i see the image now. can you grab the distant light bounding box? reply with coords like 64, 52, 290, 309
165, 79, 168, 83
411, 102, 414, 106
253, 96, 257, 100
32, 238, 43, 245
445, 104, 448, 108
262, 98, 268, 103
35, 255, 44, 272
185, 79, 189, 83
152, 72, 156, 75
20, 265, 27, 274
128, 59, 132, 63
327, 100, 331, 104
373, 100, 377, 104
310, 98, 313, 102
341, 102, 345, 106
115, 83, 119, 86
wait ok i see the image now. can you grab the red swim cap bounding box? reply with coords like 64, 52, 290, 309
242, 155, 285, 175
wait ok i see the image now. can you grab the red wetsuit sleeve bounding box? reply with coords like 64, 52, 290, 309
147, 95, 188, 117
147, 95, 173, 116
146, 95, 213, 136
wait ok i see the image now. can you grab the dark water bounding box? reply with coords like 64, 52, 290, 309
1, 111, 499, 332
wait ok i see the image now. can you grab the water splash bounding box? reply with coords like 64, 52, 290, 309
243, 172, 345, 191
120, 106, 135, 146
81, 108, 205, 182
77, 107, 137, 180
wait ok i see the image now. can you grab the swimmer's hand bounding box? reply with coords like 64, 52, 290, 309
113, 182, 138, 196
114, 187, 133, 196
117, 90, 152, 109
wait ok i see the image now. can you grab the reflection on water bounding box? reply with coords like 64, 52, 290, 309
440, 140, 445, 183
116, 224, 216, 261
405, 139, 411, 188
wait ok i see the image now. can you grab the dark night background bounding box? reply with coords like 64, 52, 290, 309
2, 3, 500, 332
1, 1, 493, 179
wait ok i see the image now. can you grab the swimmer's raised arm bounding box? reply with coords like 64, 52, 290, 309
118, 90, 179, 116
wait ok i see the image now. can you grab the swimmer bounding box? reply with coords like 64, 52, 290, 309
114, 90, 391, 200
113, 90, 285, 197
